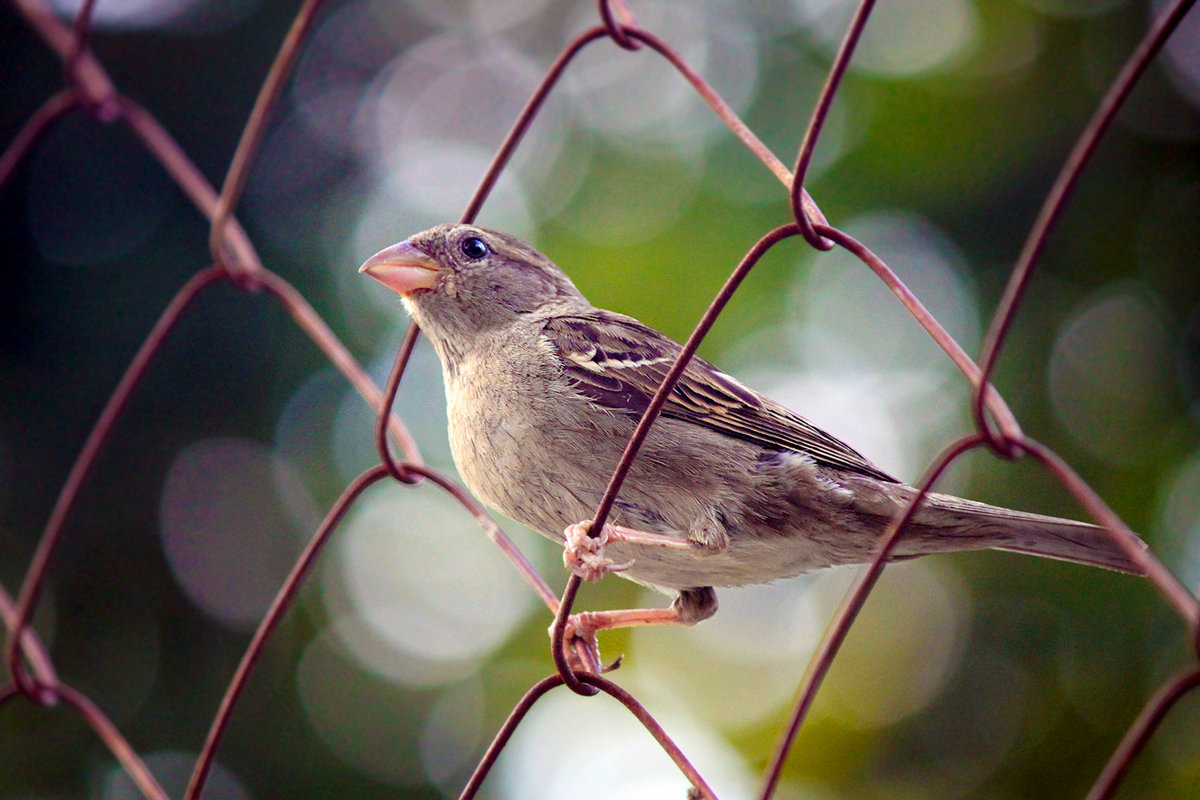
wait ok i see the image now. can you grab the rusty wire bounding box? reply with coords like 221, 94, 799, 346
2, 0, 1199, 798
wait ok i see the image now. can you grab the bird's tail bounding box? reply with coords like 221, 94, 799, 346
901, 491, 1147, 575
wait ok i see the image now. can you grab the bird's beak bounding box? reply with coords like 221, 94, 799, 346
359, 240, 440, 296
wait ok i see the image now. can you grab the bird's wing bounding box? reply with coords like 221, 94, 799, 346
542, 311, 897, 482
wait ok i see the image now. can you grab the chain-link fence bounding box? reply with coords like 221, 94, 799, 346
3, 0, 1199, 797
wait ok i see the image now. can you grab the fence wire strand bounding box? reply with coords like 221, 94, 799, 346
3, 0, 1199, 797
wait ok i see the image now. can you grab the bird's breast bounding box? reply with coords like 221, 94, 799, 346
441, 347, 610, 535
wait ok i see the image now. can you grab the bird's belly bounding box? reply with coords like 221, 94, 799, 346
608, 528, 834, 592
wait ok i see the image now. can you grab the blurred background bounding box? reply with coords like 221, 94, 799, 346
2, 0, 1200, 797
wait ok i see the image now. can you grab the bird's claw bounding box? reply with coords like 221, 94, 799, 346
562, 521, 633, 582
553, 612, 622, 675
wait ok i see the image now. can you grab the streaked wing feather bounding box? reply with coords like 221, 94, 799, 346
543, 312, 896, 482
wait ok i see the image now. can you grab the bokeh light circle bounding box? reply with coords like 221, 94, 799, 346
43, 0, 263, 32
27, 117, 172, 267
1047, 284, 1175, 466
159, 437, 318, 630
328, 345, 456, 485
562, 0, 761, 151
404, 0, 558, 33
628, 571, 847, 729
1155, 449, 1200, 588
820, 561, 970, 729
734, 210, 983, 481
494, 688, 756, 799
98, 750, 250, 800
792, 0, 980, 78
1158, 0, 1200, 107
323, 483, 536, 686
296, 628, 427, 786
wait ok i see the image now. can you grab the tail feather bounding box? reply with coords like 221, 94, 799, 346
906, 491, 1147, 575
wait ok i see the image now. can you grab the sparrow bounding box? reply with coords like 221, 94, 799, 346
360, 223, 1145, 658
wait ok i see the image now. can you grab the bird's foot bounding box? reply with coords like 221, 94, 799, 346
562, 521, 634, 582
548, 592, 715, 675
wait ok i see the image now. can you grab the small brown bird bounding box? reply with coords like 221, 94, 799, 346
361, 223, 1144, 659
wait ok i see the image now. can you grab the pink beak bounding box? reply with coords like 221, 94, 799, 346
359, 240, 440, 296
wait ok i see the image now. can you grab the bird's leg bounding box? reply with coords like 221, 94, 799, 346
555, 587, 717, 673
562, 520, 696, 582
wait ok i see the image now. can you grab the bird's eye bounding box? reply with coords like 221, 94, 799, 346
458, 236, 490, 260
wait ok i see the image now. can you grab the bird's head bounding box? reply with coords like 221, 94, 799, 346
360, 224, 589, 343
